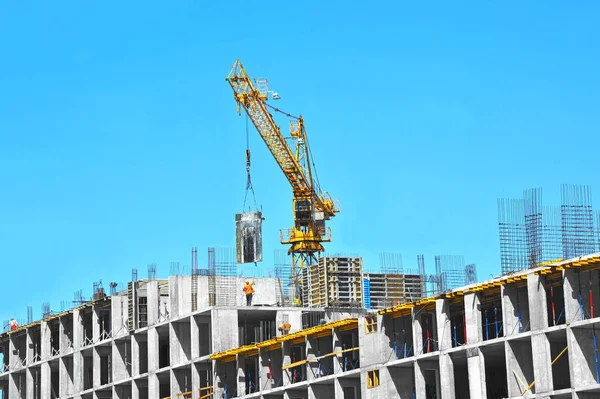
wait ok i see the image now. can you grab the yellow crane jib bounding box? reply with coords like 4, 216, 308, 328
226, 59, 339, 302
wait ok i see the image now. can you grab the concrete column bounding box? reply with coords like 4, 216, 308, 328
112, 295, 128, 338
59, 356, 70, 397
191, 316, 200, 360
148, 373, 160, 399
132, 379, 140, 399
306, 336, 319, 381
73, 351, 84, 394
8, 373, 22, 399
72, 310, 82, 350
26, 367, 35, 399
26, 329, 34, 365
92, 306, 101, 343
282, 341, 292, 386
414, 361, 427, 399
464, 293, 482, 343
467, 348, 487, 399
169, 276, 193, 319
131, 335, 140, 377
92, 347, 101, 388
191, 363, 201, 399
259, 349, 271, 392
147, 327, 159, 372
40, 360, 51, 399
147, 281, 159, 326
333, 329, 343, 374
412, 308, 424, 356
528, 274, 549, 330
564, 269, 583, 323
236, 355, 246, 396
40, 322, 50, 361
502, 284, 527, 336
7, 336, 16, 372
439, 354, 455, 399
436, 299, 452, 351
531, 333, 554, 393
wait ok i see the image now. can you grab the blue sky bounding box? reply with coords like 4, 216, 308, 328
1, 1, 599, 325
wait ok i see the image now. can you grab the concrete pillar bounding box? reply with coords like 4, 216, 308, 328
191, 316, 200, 360
191, 363, 201, 399
92, 306, 101, 343
147, 281, 159, 326
306, 336, 319, 381
8, 373, 22, 399
112, 295, 128, 338
528, 274, 549, 330
531, 333, 554, 393
26, 329, 34, 365
148, 373, 160, 399
564, 269, 583, 323
464, 293, 482, 343
259, 349, 270, 392
439, 354, 455, 399
502, 284, 528, 336
282, 341, 292, 386
147, 327, 159, 372
412, 308, 424, 356
333, 329, 343, 374
72, 310, 82, 350
414, 361, 427, 399
73, 351, 84, 394
40, 359, 51, 399
131, 335, 140, 377
467, 348, 487, 399
436, 299, 452, 351
236, 355, 246, 396
92, 347, 101, 388
8, 335, 17, 371
169, 276, 193, 319
59, 356, 70, 397
26, 367, 35, 399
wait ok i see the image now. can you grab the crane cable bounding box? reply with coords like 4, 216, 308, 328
243, 113, 259, 212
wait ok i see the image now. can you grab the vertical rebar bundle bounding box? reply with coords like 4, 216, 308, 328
147, 263, 156, 280
379, 253, 403, 274
561, 184, 596, 258
465, 264, 478, 285
498, 198, 528, 274
436, 255, 466, 291
274, 249, 292, 306
498, 184, 599, 275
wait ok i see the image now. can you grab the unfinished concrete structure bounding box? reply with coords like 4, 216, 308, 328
3, 253, 600, 398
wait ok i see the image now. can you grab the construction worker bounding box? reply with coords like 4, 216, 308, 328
243, 281, 255, 306
278, 321, 291, 335
4, 318, 18, 331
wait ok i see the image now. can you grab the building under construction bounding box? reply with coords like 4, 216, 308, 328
4, 250, 600, 398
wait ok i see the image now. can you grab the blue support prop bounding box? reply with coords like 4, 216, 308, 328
494, 306, 499, 337
485, 310, 489, 341
594, 325, 600, 383
453, 321, 457, 347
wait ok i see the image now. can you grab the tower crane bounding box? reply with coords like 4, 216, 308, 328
226, 60, 339, 304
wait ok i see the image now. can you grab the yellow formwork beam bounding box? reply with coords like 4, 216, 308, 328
210, 318, 358, 362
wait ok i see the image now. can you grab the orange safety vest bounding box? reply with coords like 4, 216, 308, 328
243, 284, 254, 295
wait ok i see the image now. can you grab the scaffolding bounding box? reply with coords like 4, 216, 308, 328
302, 256, 363, 308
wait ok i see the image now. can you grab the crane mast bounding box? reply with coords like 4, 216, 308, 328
226, 60, 339, 304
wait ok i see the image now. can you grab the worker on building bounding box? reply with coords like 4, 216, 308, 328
243, 280, 255, 306
4, 318, 18, 331
278, 321, 291, 335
